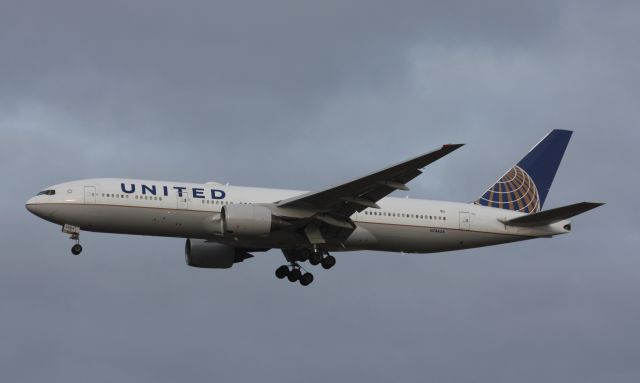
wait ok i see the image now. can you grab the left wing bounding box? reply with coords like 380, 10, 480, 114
277, 144, 464, 218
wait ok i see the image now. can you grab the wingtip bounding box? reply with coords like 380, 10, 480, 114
443, 143, 465, 150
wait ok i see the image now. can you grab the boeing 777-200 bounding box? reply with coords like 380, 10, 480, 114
26, 130, 602, 286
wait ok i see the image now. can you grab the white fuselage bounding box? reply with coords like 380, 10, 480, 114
25, 178, 570, 253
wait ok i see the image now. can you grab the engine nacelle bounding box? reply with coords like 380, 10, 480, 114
185, 239, 252, 269
222, 204, 273, 236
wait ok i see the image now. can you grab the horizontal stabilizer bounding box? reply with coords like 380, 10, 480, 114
504, 202, 604, 227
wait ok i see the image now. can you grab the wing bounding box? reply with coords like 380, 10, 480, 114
277, 144, 464, 218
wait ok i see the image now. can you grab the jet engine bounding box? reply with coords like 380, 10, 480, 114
222, 204, 287, 236
185, 239, 252, 269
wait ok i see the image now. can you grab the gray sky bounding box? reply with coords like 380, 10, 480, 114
1, 1, 639, 382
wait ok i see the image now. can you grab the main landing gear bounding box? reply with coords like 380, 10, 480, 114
307, 249, 336, 270
275, 249, 336, 286
62, 224, 83, 255
275, 263, 314, 286
321, 254, 336, 270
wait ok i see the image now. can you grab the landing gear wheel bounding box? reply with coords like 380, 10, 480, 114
71, 244, 83, 255
275, 265, 289, 279
299, 272, 314, 286
288, 268, 301, 282
321, 255, 336, 270
309, 251, 322, 265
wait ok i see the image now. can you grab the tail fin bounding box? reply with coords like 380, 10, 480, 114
474, 129, 573, 213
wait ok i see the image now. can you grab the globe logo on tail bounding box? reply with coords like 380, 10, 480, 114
474, 165, 541, 213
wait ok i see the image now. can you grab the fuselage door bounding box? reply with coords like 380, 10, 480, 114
84, 186, 96, 204
177, 191, 190, 210
459, 211, 470, 230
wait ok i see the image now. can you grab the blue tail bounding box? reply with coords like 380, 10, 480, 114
474, 129, 573, 213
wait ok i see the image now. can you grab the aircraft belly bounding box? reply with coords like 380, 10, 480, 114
51, 204, 307, 246
51, 204, 214, 238
356, 222, 527, 253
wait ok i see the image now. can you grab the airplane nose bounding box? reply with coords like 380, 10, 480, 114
25, 198, 45, 217
25, 201, 38, 215
25, 197, 58, 222
26, 197, 35, 211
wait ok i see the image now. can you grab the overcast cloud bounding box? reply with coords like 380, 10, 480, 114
1, 1, 639, 382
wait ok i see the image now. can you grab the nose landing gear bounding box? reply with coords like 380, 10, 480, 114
71, 242, 83, 255
62, 224, 83, 255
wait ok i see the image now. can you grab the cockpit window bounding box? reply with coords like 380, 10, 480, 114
37, 190, 56, 196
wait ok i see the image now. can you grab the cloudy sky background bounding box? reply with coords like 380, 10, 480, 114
1, 0, 639, 381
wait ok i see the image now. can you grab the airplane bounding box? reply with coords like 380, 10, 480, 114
25, 129, 602, 286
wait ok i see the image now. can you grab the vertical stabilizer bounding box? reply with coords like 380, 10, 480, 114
474, 130, 573, 213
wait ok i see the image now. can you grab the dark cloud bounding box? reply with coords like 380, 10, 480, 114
1, 1, 639, 382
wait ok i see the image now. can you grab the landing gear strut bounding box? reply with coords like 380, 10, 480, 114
63, 224, 83, 255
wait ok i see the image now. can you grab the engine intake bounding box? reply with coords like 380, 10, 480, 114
185, 239, 252, 269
